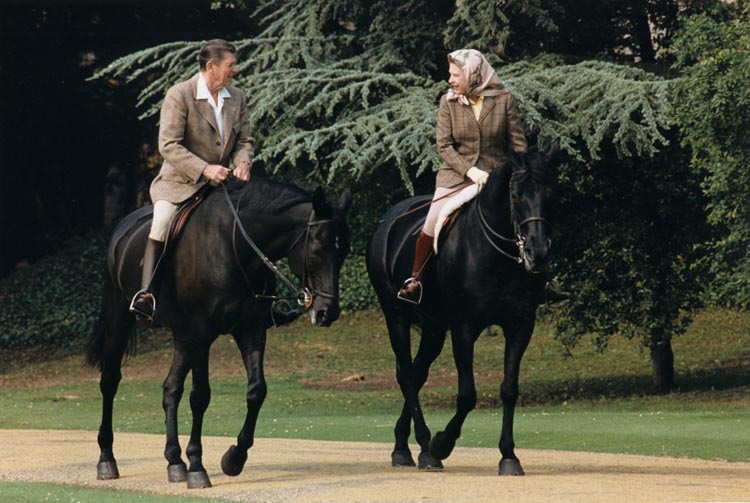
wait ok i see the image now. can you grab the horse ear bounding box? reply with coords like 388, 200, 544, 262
312, 186, 327, 213
545, 138, 563, 166
338, 189, 352, 213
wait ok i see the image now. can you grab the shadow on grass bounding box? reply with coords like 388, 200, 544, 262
424, 363, 750, 409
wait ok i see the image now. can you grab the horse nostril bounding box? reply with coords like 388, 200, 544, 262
316, 309, 328, 325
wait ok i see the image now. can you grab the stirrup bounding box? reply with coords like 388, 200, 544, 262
129, 289, 156, 322
397, 277, 423, 305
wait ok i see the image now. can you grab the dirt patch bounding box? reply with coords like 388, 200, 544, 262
301, 368, 505, 392
1, 429, 749, 503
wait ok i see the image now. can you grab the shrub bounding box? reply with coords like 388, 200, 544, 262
0, 232, 107, 349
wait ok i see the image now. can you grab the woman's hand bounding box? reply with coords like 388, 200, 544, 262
466, 167, 488, 188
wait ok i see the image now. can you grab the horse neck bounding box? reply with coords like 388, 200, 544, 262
237, 201, 311, 262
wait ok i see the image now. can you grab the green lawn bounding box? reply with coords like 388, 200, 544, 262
0, 307, 748, 461
0, 482, 221, 503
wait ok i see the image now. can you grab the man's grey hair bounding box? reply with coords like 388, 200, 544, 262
198, 39, 236, 71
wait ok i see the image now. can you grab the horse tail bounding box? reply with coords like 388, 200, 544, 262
85, 267, 137, 370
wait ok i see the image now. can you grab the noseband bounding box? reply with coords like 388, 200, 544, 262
475, 169, 549, 264
222, 183, 338, 309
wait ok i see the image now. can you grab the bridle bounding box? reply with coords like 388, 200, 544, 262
474, 169, 549, 264
222, 183, 339, 309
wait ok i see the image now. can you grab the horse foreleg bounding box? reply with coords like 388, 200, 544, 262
221, 326, 267, 478
497, 318, 533, 476
429, 323, 479, 464
162, 339, 191, 483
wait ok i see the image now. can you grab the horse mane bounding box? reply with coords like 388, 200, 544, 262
225, 177, 313, 213
509, 150, 549, 185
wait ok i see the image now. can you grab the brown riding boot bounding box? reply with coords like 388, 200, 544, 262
129, 238, 165, 322
397, 231, 434, 304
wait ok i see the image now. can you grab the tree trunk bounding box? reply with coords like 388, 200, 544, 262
650, 337, 675, 393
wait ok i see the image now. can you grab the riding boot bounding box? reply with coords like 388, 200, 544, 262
129, 238, 165, 322
397, 231, 434, 304
544, 272, 572, 304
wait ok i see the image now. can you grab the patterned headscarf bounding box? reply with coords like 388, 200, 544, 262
445, 49, 505, 106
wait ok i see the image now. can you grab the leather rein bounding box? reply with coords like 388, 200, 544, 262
474, 169, 549, 264
221, 182, 338, 309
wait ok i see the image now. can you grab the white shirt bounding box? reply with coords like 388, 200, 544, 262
196, 72, 232, 144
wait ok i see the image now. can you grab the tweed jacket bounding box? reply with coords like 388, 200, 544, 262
150, 73, 255, 203
435, 90, 527, 189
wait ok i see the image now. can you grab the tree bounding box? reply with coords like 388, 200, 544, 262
95, 0, 711, 391
671, 1, 750, 307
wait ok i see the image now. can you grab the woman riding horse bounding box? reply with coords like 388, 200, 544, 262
397, 49, 569, 304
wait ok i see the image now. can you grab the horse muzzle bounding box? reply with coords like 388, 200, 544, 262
307, 297, 340, 327
521, 236, 550, 274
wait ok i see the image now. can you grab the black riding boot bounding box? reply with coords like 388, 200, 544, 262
397, 231, 434, 304
129, 238, 164, 322
544, 274, 572, 304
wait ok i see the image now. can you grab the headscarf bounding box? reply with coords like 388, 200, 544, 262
445, 49, 505, 106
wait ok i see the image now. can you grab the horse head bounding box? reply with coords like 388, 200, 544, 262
287, 187, 352, 326
509, 144, 558, 274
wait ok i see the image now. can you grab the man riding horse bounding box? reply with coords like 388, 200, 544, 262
130, 39, 254, 322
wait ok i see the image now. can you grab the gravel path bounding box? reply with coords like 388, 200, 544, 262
0, 429, 748, 502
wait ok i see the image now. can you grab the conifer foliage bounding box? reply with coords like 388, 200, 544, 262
94, 0, 714, 391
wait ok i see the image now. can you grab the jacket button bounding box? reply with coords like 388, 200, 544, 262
216, 141, 221, 146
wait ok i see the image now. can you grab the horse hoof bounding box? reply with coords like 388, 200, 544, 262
221, 445, 248, 476
498, 458, 525, 476
96, 460, 119, 480
428, 431, 455, 460
186, 470, 212, 489
167, 463, 188, 482
418, 451, 444, 471
391, 449, 416, 467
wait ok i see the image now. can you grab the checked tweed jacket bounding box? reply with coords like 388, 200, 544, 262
150, 73, 255, 204
435, 90, 527, 189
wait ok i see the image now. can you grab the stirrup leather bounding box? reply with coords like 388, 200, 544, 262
129, 289, 156, 321
397, 277, 423, 305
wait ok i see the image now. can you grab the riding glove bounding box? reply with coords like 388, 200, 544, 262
466, 167, 489, 188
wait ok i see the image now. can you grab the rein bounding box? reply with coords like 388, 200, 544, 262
221, 182, 336, 309
475, 169, 549, 264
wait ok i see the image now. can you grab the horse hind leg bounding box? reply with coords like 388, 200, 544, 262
162, 338, 191, 483
384, 309, 439, 470
429, 323, 479, 465
166, 326, 213, 489
400, 321, 446, 470
86, 274, 135, 480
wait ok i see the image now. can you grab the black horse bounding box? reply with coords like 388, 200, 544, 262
366, 148, 557, 475
86, 178, 351, 488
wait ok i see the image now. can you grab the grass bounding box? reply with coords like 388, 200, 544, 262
0, 482, 227, 503
0, 308, 748, 461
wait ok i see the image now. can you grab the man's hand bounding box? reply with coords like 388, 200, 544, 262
203, 164, 231, 185
233, 161, 251, 182
466, 167, 489, 189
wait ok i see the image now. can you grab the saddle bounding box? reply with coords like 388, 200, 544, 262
109, 186, 211, 298
164, 188, 208, 250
